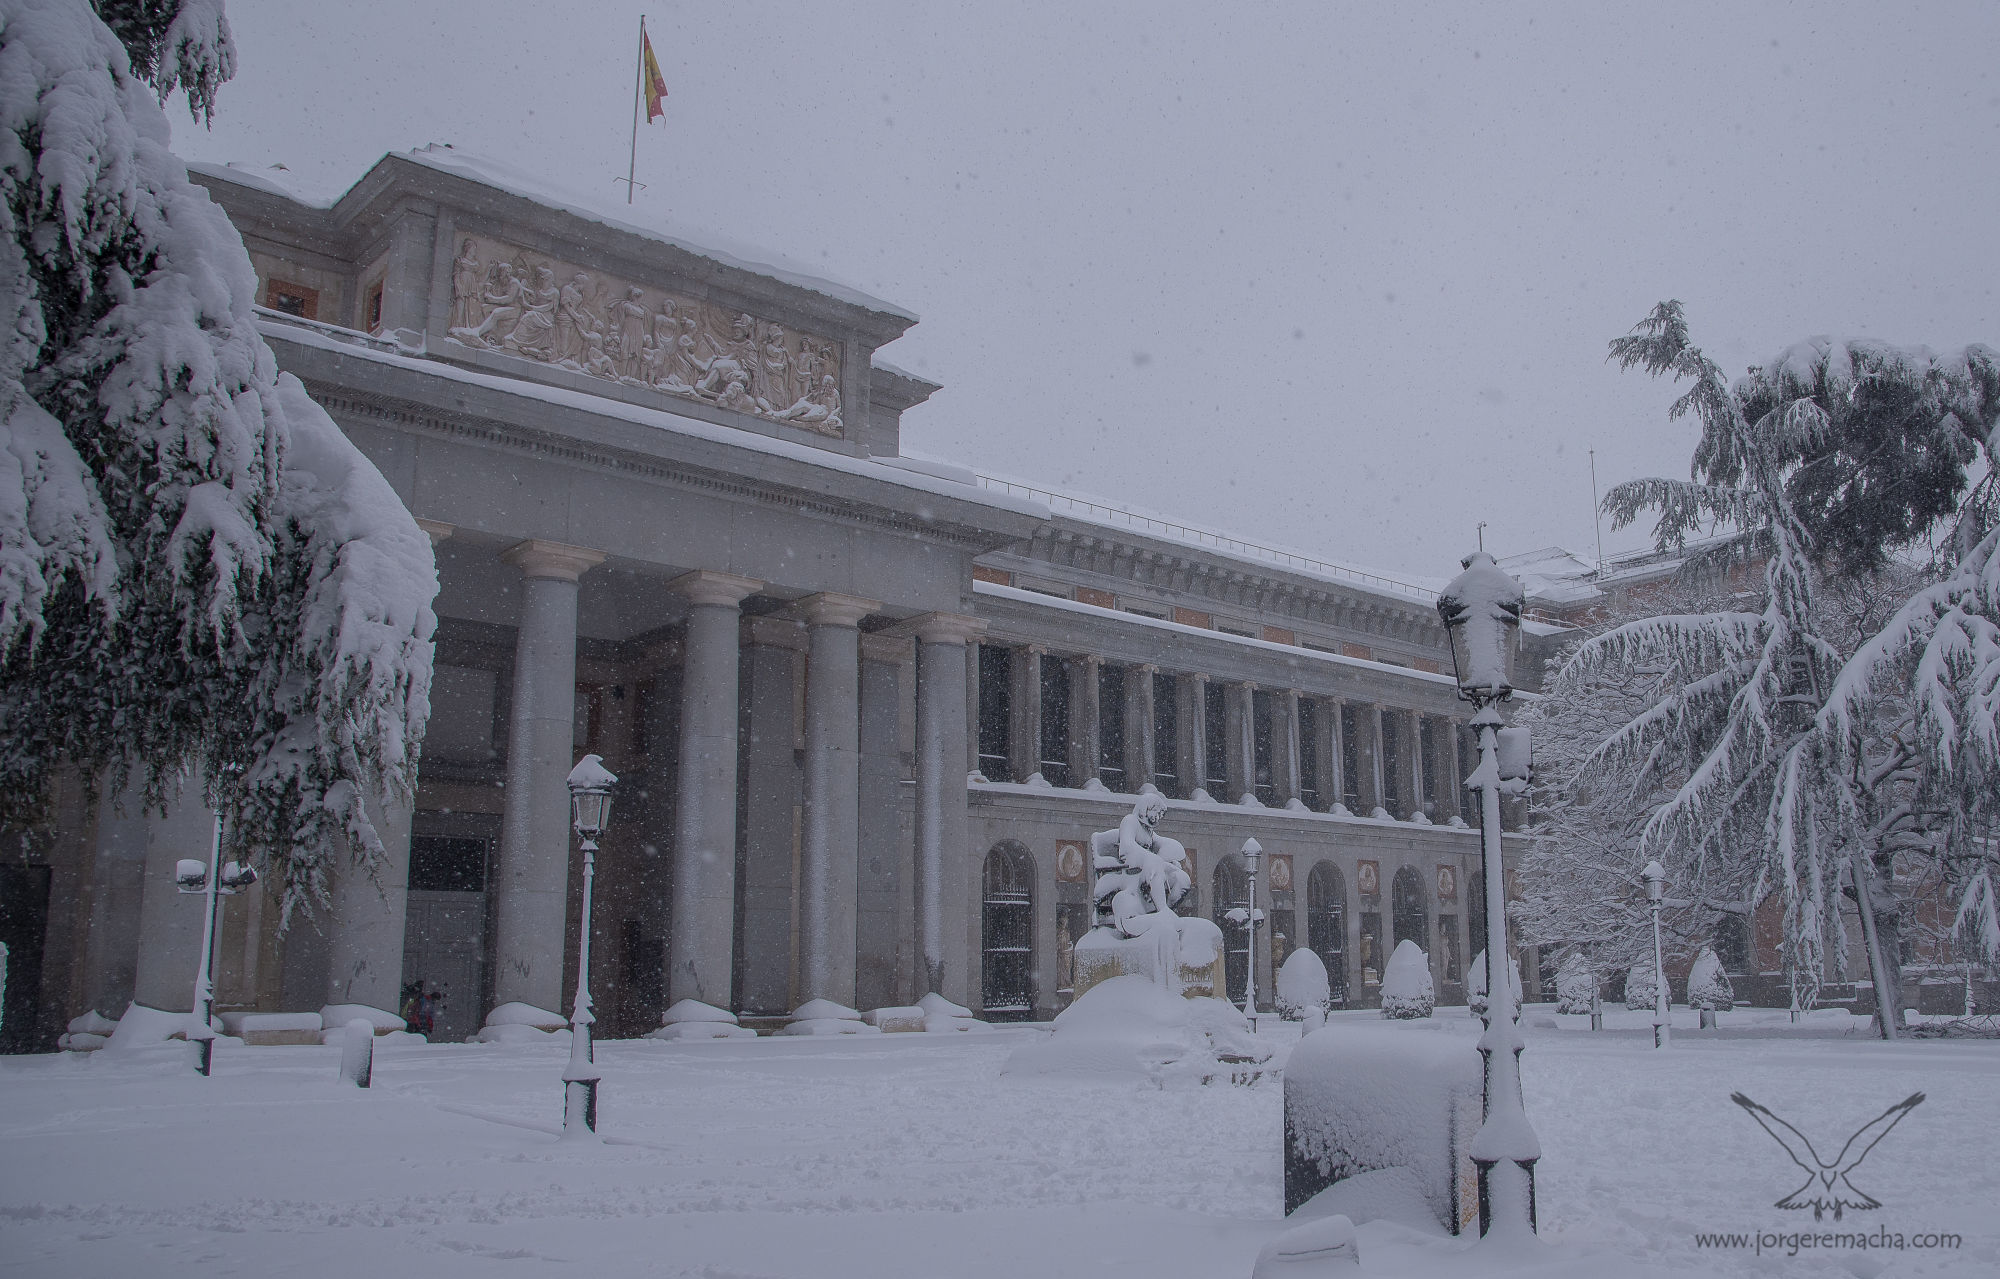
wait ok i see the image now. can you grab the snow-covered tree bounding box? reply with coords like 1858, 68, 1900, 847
1379, 940, 1434, 1019
1622, 960, 1658, 1011
0, 0, 437, 915
1553, 951, 1598, 1015
1558, 302, 2000, 1038
1686, 946, 1733, 1028
1274, 947, 1331, 1020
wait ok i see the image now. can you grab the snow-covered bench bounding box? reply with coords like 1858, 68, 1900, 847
1282, 1022, 1482, 1235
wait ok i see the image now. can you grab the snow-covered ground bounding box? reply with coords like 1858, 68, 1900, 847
1, 1007, 1994, 1277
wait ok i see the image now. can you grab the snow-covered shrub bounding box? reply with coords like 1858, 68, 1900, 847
1623, 960, 1659, 1010
1553, 952, 1598, 1015
1379, 940, 1433, 1019
1686, 946, 1733, 1012
1467, 949, 1524, 1017
1275, 948, 1331, 1020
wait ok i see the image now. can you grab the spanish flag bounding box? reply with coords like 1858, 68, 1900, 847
641, 21, 668, 123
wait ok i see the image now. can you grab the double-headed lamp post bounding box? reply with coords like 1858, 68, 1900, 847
563, 754, 616, 1139
175, 809, 257, 1078
1643, 860, 1670, 1049
1436, 551, 1541, 1239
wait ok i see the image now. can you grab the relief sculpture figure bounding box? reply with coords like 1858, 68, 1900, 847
450, 240, 482, 331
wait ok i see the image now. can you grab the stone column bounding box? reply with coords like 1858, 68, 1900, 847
1225, 681, 1256, 803
1313, 697, 1340, 812
1276, 690, 1304, 806
795, 593, 877, 1006
492, 539, 603, 1017
1433, 717, 1463, 822
79, 779, 149, 1017
902, 613, 983, 1002
736, 617, 805, 1015
1177, 674, 1208, 799
1124, 664, 1158, 792
1009, 645, 1043, 783
130, 773, 218, 1015
1066, 654, 1102, 786
322, 795, 415, 1014
664, 570, 761, 1009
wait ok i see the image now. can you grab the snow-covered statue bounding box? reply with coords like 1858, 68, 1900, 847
1072, 795, 1223, 1001
1091, 792, 1192, 937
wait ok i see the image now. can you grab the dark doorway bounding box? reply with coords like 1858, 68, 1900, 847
1306, 862, 1348, 1006
981, 843, 1034, 1018
1391, 865, 1427, 953
1214, 857, 1250, 1005
0, 864, 52, 1053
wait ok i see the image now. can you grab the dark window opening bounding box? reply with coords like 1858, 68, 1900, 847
1203, 682, 1227, 797
264, 278, 319, 320
1039, 659, 1071, 787
1392, 865, 1427, 952
1715, 913, 1752, 974
977, 644, 1012, 778
1341, 704, 1361, 807
365, 280, 385, 331
1099, 664, 1127, 789
1358, 911, 1383, 986
1438, 913, 1461, 982
1307, 862, 1348, 1006
1214, 858, 1250, 1005
1419, 717, 1438, 813
1151, 672, 1178, 796
1251, 688, 1275, 804
1298, 699, 1319, 809
1381, 713, 1403, 815
408, 836, 489, 893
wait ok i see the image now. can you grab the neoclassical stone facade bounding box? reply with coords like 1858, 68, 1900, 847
0, 150, 1530, 1051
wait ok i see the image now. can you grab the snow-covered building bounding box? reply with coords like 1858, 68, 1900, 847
2, 150, 1529, 1051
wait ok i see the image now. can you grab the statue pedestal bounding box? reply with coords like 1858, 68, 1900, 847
1073, 916, 1227, 1002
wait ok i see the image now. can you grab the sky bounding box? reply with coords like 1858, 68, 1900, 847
173, 2, 2000, 584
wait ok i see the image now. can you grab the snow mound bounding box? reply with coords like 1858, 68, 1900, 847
482, 1002, 566, 1030
103, 1004, 202, 1053
1290, 1168, 1440, 1236
1003, 976, 1246, 1079
648, 1021, 757, 1041
862, 1006, 927, 1032
1251, 1212, 1362, 1275
661, 999, 739, 1025
319, 1004, 404, 1033
1186, 996, 1269, 1063
67, 1010, 120, 1036
779, 1018, 881, 1036
1276, 948, 1331, 1020
790, 998, 861, 1021
917, 992, 986, 1032
1380, 941, 1434, 1019
476, 1023, 566, 1046
1468, 950, 1525, 1018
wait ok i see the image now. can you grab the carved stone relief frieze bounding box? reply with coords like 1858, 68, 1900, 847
444, 233, 845, 437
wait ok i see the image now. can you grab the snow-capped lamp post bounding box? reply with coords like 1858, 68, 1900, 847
175, 813, 258, 1078
1435, 551, 1540, 1239
1642, 860, 1670, 1049
563, 755, 617, 1138
1227, 838, 1265, 1023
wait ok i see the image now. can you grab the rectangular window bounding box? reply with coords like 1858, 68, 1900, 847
1438, 914, 1461, 982
1215, 623, 1256, 638
1203, 681, 1227, 797
1298, 699, 1319, 809
1098, 664, 1127, 789
364, 280, 385, 331
1039, 658, 1070, 786
1359, 911, 1384, 986
1151, 672, 1178, 795
1341, 704, 1361, 806
407, 836, 488, 893
976, 645, 1012, 779
1419, 717, 1438, 811
263, 279, 319, 320
1380, 713, 1403, 815
1251, 688, 1275, 803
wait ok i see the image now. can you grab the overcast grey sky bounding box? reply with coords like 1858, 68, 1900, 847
175, 2, 2000, 583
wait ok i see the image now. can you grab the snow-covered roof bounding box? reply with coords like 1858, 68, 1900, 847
192, 146, 915, 324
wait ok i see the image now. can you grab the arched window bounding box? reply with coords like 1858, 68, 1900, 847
982, 843, 1034, 1018
1391, 865, 1428, 953
1306, 862, 1348, 1006
1213, 857, 1250, 1005
1715, 913, 1752, 975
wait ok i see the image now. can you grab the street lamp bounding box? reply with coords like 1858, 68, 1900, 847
563, 754, 616, 1139
1227, 838, 1265, 1023
175, 812, 257, 1078
1436, 550, 1541, 1239
1642, 860, 1670, 1049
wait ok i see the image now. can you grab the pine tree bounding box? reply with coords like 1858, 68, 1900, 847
1622, 959, 1658, 1011
1379, 940, 1434, 1019
1553, 951, 1598, 1015
1, 0, 437, 915
1686, 946, 1733, 1026
1566, 302, 2000, 1038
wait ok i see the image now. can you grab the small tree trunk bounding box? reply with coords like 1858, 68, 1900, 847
1850, 854, 1902, 1040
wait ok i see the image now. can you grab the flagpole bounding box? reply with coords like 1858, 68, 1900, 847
627, 15, 646, 204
